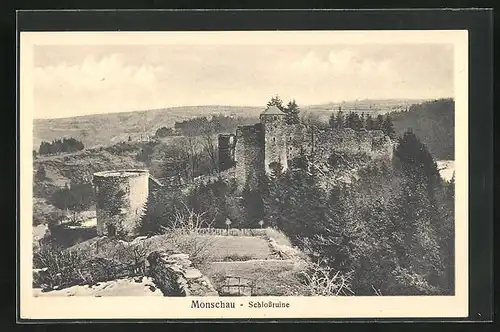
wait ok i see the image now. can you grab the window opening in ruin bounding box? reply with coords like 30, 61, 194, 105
107, 224, 117, 237
273, 116, 277, 120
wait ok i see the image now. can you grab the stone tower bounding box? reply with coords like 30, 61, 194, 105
260, 106, 288, 175
234, 123, 265, 191
93, 169, 150, 240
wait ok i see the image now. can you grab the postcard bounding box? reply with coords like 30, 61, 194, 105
20, 29, 468, 320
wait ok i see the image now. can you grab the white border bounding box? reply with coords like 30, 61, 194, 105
19, 30, 468, 320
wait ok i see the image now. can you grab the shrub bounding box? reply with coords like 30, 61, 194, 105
33, 241, 152, 291
103, 142, 139, 155
298, 261, 354, 296
155, 205, 218, 269
113, 240, 152, 276
222, 254, 253, 262
33, 243, 89, 290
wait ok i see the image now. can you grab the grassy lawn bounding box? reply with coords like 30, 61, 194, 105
143, 234, 274, 261
201, 235, 273, 261
202, 259, 309, 296
69, 233, 274, 264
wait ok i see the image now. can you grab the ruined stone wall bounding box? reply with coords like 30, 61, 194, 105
234, 124, 265, 190
228, 116, 393, 184
147, 251, 218, 296
218, 134, 236, 171
285, 125, 393, 165
93, 170, 149, 240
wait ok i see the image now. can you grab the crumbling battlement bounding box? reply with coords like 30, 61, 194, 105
285, 125, 393, 162
218, 107, 393, 190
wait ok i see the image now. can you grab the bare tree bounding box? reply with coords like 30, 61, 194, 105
183, 136, 200, 182
202, 131, 219, 175
299, 260, 355, 296
158, 203, 217, 269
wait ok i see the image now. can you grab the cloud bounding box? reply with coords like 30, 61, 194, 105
33, 44, 453, 118
291, 49, 398, 79
34, 54, 166, 118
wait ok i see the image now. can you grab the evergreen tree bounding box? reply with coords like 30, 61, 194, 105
273, 170, 327, 247
345, 112, 353, 129
344, 112, 362, 130
395, 131, 441, 192
284, 99, 300, 125
374, 114, 384, 130
335, 110, 345, 129
382, 115, 397, 139
360, 113, 367, 129
328, 113, 336, 129
317, 185, 360, 271
352, 195, 399, 295
365, 114, 375, 130
266, 95, 285, 112
390, 180, 443, 294
241, 185, 265, 227
432, 172, 455, 294
37, 137, 84, 155
391, 131, 446, 294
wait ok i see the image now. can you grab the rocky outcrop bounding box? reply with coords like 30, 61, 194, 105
147, 251, 218, 297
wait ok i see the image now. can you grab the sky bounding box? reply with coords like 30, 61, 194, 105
33, 43, 454, 119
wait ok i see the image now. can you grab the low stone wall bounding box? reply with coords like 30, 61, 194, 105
196, 228, 267, 236
147, 251, 218, 296
267, 237, 305, 261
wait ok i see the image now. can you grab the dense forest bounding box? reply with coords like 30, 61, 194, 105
328, 110, 396, 138
390, 98, 454, 160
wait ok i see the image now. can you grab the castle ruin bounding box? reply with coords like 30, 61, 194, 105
218, 106, 393, 190
93, 169, 163, 239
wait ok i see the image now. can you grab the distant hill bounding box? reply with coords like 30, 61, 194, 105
33, 99, 428, 150
33, 105, 262, 150
303, 98, 430, 122
390, 98, 454, 160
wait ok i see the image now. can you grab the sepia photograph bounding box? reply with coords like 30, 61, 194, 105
19, 30, 469, 319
